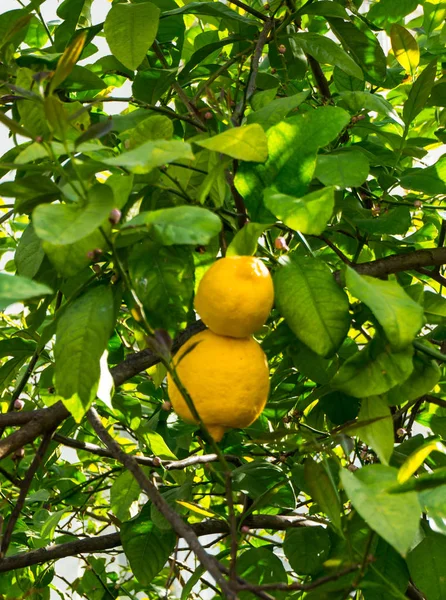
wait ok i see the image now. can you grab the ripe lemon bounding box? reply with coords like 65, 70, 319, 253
167, 329, 270, 441
194, 256, 274, 338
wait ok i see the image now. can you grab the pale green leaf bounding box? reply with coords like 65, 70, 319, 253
195, 124, 268, 163
264, 186, 335, 235
33, 184, 115, 245
104, 2, 160, 70
274, 255, 350, 357
226, 223, 271, 257
247, 91, 310, 129
352, 396, 394, 465
110, 471, 141, 522
340, 465, 420, 556
124, 206, 221, 246
0, 273, 52, 311
387, 355, 440, 406
346, 267, 424, 350
103, 140, 194, 174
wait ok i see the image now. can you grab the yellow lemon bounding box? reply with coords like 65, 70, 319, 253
167, 329, 270, 441
194, 256, 274, 338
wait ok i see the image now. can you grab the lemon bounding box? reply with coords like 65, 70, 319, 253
194, 256, 274, 338
167, 329, 270, 441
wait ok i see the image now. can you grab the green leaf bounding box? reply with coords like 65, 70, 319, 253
274, 255, 350, 358
162, 1, 256, 26
340, 465, 420, 556
319, 391, 361, 425
338, 91, 404, 127
235, 107, 350, 222
121, 506, 176, 585
247, 91, 310, 129
331, 338, 414, 398
232, 461, 295, 509
291, 338, 335, 385
304, 458, 342, 532
128, 240, 194, 335
237, 547, 287, 598
264, 186, 334, 235
351, 396, 394, 465
407, 530, 446, 600
423, 0, 446, 37
387, 354, 440, 406
50, 31, 86, 92
361, 538, 410, 600
0, 273, 52, 311
0, 337, 36, 360
297, 1, 349, 18
195, 124, 268, 163
124, 206, 221, 246
424, 289, 446, 323
400, 154, 446, 195
103, 139, 194, 174
110, 471, 141, 522
54, 284, 115, 422
328, 18, 387, 85
125, 115, 173, 149
42, 226, 110, 278
389, 467, 446, 494
345, 268, 424, 350
104, 2, 160, 70
315, 151, 370, 188
403, 60, 437, 126
390, 24, 419, 76
33, 184, 115, 245
284, 527, 331, 575
140, 429, 177, 460
15, 224, 45, 279
226, 223, 270, 257
294, 33, 364, 80
367, 0, 418, 26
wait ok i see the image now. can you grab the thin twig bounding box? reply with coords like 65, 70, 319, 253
86, 407, 237, 600
0, 210, 14, 225
227, 0, 267, 21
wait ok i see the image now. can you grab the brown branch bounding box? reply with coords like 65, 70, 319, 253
1, 430, 55, 555
86, 407, 237, 600
352, 248, 446, 279
234, 563, 361, 593
0, 514, 315, 574
307, 54, 332, 101
232, 18, 273, 124
52, 433, 241, 470
0, 402, 69, 460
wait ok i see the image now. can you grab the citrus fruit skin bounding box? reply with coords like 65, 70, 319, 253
167, 329, 270, 441
194, 256, 274, 338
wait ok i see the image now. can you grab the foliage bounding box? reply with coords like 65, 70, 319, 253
0, 0, 445, 599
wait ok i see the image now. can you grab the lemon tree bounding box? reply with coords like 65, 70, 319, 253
0, 1, 445, 599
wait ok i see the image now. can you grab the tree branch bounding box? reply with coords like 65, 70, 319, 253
52, 433, 241, 470
0, 402, 69, 460
0, 514, 316, 573
307, 54, 332, 101
1, 430, 54, 555
86, 407, 237, 600
351, 248, 446, 279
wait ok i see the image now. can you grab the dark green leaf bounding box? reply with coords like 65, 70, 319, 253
284, 527, 331, 575
232, 461, 295, 509
407, 531, 446, 600
304, 458, 342, 532
351, 395, 394, 465
403, 60, 437, 126
15, 224, 45, 279
121, 506, 176, 585
400, 154, 446, 195
294, 33, 364, 80
387, 354, 440, 406
128, 240, 194, 335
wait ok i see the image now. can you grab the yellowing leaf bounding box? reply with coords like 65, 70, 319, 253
390, 24, 420, 76
351, 396, 394, 465
195, 124, 268, 162
50, 31, 87, 93
398, 439, 446, 484
175, 500, 217, 518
